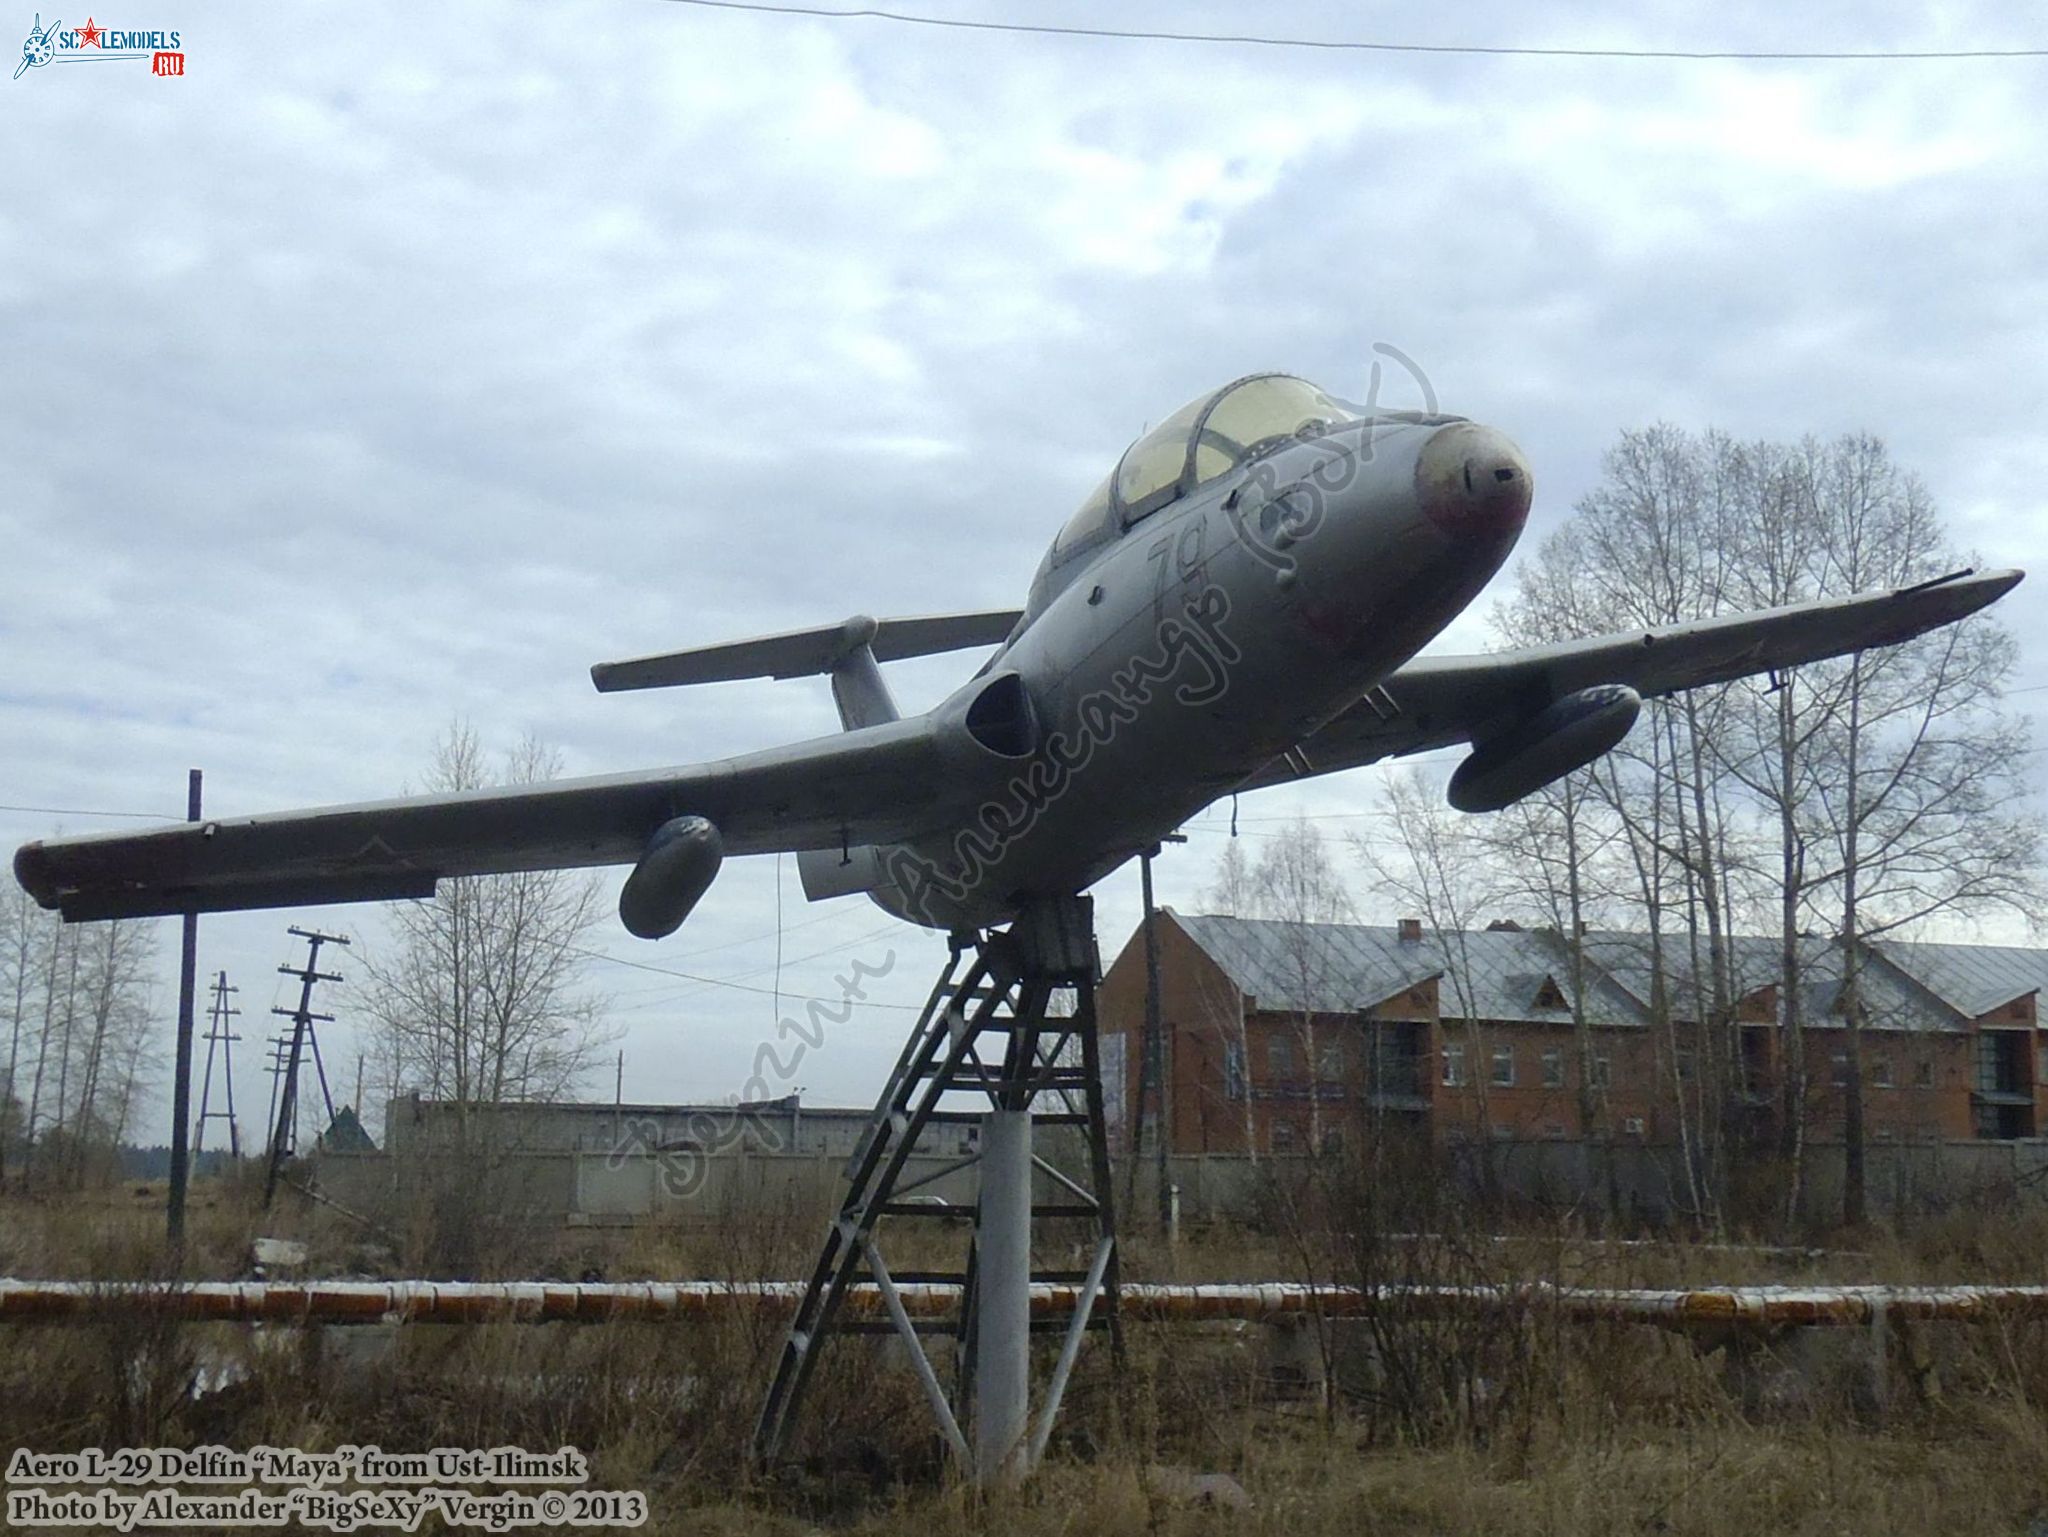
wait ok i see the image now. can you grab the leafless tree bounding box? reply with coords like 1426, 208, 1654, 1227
0, 881, 158, 1187
1360, 768, 1508, 1200
1200, 838, 1263, 1158
1198, 821, 1355, 1154
1205, 836, 1258, 917
0, 885, 40, 1181
1476, 779, 1631, 1217
361, 724, 613, 1150
62, 919, 159, 1180
1789, 436, 2039, 1224
1250, 818, 1354, 1152
1500, 423, 2041, 1231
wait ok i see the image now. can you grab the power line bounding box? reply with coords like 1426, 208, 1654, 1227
665, 902, 846, 960
0, 802, 171, 821
570, 942, 926, 1010
706, 921, 904, 986
655, 0, 2048, 61
606, 920, 906, 1007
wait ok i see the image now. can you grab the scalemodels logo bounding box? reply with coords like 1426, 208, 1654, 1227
14, 13, 184, 79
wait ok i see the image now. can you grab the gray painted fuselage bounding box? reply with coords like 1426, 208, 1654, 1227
869, 417, 1533, 931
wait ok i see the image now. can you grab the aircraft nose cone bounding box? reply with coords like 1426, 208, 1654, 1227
1415, 422, 1533, 541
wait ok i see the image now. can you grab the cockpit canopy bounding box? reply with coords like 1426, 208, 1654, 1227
1055, 374, 1362, 556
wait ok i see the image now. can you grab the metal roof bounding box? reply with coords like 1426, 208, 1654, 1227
1171, 914, 2047, 1034
1171, 913, 1649, 1027
1576, 930, 1946, 1033
1865, 938, 2048, 1020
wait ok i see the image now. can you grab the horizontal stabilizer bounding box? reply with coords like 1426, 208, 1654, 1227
592, 610, 1023, 693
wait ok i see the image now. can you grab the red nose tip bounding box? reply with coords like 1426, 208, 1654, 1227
1415, 423, 1533, 540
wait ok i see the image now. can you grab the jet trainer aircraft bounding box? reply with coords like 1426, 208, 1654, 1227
13, 373, 2023, 937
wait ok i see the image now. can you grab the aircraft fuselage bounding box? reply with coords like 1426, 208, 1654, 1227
870, 416, 1533, 931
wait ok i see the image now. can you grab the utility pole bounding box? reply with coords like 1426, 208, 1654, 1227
1127, 834, 1185, 1234
264, 1033, 290, 1163
263, 926, 349, 1207
193, 972, 242, 1159
166, 768, 202, 1253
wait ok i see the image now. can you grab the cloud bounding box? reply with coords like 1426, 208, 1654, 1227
2, 0, 2041, 1144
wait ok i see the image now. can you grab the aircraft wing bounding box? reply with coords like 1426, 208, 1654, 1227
1238, 568, 2024, 793
14, 717, 959, 922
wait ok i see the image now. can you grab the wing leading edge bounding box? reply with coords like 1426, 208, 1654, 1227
1242, 568, 2025, 793
15, 716, 955, 923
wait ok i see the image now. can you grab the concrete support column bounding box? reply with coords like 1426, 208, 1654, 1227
975, 1110, 1032, 1483
1266, 1315, 1328, 1405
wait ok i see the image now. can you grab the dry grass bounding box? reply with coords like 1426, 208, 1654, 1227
2, 1174, 2047, 1535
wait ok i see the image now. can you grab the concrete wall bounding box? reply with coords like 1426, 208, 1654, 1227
382, 1096, 977, 1162
1129, 1137, 2048, 1230
318, 1131, 2048, 1239
320, 1146, 985, 1227
320, 1121, 1103, 1229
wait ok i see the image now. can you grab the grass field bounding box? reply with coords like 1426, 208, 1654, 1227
2, 1174, 2045, 1535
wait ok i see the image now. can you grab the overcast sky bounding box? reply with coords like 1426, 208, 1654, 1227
4, 0, 2043, 1148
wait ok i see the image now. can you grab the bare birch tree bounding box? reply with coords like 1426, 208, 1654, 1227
0, 882, 157, 1187
1790, 436, 2039, 1224
0, 885, 39, 1181
1251, 819, 1354, 1152
1476, 778, 1630, 1217
362, 724, 612, 1149
62, 918, 159, 1180
1201, 837, 1264, 1157
1503, 423, 2041, 1231
1360, 769, 1507, 1200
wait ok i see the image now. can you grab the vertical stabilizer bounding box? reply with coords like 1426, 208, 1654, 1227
830, 638, 899, 730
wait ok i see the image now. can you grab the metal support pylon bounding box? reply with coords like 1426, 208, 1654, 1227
263, 926, 348, 1208
193, 971, 242, 1160
753, 894, 1122, 1482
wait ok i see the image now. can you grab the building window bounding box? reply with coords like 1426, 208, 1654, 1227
1271, 1118, 1297, 1153
1591, 1054, 1612, 1091
1491, 1045, 1515, 1088
1267, 1035, 1295, 1081
1917, 1058, 1936, 1090
1223, 1040, 1246, 1101
1318, 1040, 1346, 1083
1541, 1048, 1566, 1089
1872, 1057, 1894, 1089
1320, 1127, 1343, 1156
1676, 1050, 1696, 1083
1977, 1031, 2031, 1097
1442, 1043, 1467, 1087
2040, 1043, 2048, 1086
1831, 1053, 1851, 1088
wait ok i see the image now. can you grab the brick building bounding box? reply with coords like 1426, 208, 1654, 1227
1098, 912, 2048, 1156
